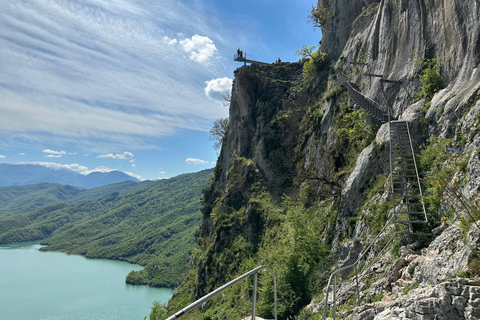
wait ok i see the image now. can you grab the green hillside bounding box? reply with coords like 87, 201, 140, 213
0, 169, 213, 288
0, 180, 152, 215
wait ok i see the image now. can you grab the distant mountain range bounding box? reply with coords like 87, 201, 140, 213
0, 163, 140, 189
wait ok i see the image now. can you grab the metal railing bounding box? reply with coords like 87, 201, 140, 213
323, 216, 396, 320
166, 265, 277, 320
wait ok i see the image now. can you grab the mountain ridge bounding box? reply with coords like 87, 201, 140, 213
0, 163, 140, 188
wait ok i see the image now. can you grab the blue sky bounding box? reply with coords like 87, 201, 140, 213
0, 0, 321, 181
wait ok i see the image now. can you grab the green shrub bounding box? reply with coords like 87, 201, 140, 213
403, 282, 419, 295
303, 50, 329, 80
413, 56, 443, 102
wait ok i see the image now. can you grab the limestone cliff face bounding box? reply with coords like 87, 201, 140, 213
322, 0, 480, 243
331, 0, 480, 118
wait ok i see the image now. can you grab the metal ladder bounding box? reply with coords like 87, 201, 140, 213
323, 83, 429, 319
389, 121, 428, 235
341, 82, 392, 123
341, 81, 428, 233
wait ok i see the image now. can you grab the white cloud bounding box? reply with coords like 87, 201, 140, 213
185, 158, 208, 165
97, 152, 134, 159
19, 153, 26, 155
43, 149, 66, 155
0, 155, 5, 158
46, 155, 62, 158
124, 171, 142, 180
158, 171, 165, 174
131, 163, 136, 167
204, 77, 233, 100
13, 162, 89, 173
129, 159, 134, 163
180, 35, 217, 64
0, 0, 228, 151
163, 36, 178, 46
85, 166, 115, 174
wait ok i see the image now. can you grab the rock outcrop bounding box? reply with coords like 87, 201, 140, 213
346, 278, 480, 320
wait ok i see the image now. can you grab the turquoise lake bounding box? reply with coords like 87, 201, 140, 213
0, 242, 174, 320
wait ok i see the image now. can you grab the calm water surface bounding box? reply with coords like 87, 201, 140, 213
0, 242, 173, 320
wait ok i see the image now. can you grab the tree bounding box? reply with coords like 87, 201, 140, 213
308, 5, 329, 28
209, 118, 229, 150
149, 301, 167, 320
295, 45, 316, 60
222, 92, 231, 107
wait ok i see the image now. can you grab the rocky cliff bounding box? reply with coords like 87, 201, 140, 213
160, 1, 480, 319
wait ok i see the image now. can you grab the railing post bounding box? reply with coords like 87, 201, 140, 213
354, 264, 360, 306
252, 272, 257, 320
333, 274, 336, 319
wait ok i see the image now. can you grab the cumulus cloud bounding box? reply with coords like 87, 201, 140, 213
163, 36, 178, 45
19, 153, 26, 156
204, 77, 233, 100
97, 152, 134, 159
0, 155, 5, 158
180, 35, 217, 63
46, 155, 62, 158
185, 158, 208, 165
43, 149, 67, 156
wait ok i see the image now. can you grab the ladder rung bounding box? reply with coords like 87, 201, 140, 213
397, 232, 431, 236
396, 220, 427, 224
392, 188, 420, 192
395, 211, 425, 215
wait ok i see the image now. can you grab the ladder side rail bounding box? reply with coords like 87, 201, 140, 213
166, 265, 277, 320
390, 122, 400, 234
405, 123, 428, 223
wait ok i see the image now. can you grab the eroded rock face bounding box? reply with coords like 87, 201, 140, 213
346, 279, 480, 320
319, 0, 379, 60
410, 224, 471, 285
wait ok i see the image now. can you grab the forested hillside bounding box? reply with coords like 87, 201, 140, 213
0, 180, 151, 215
0, 168, 213, 288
